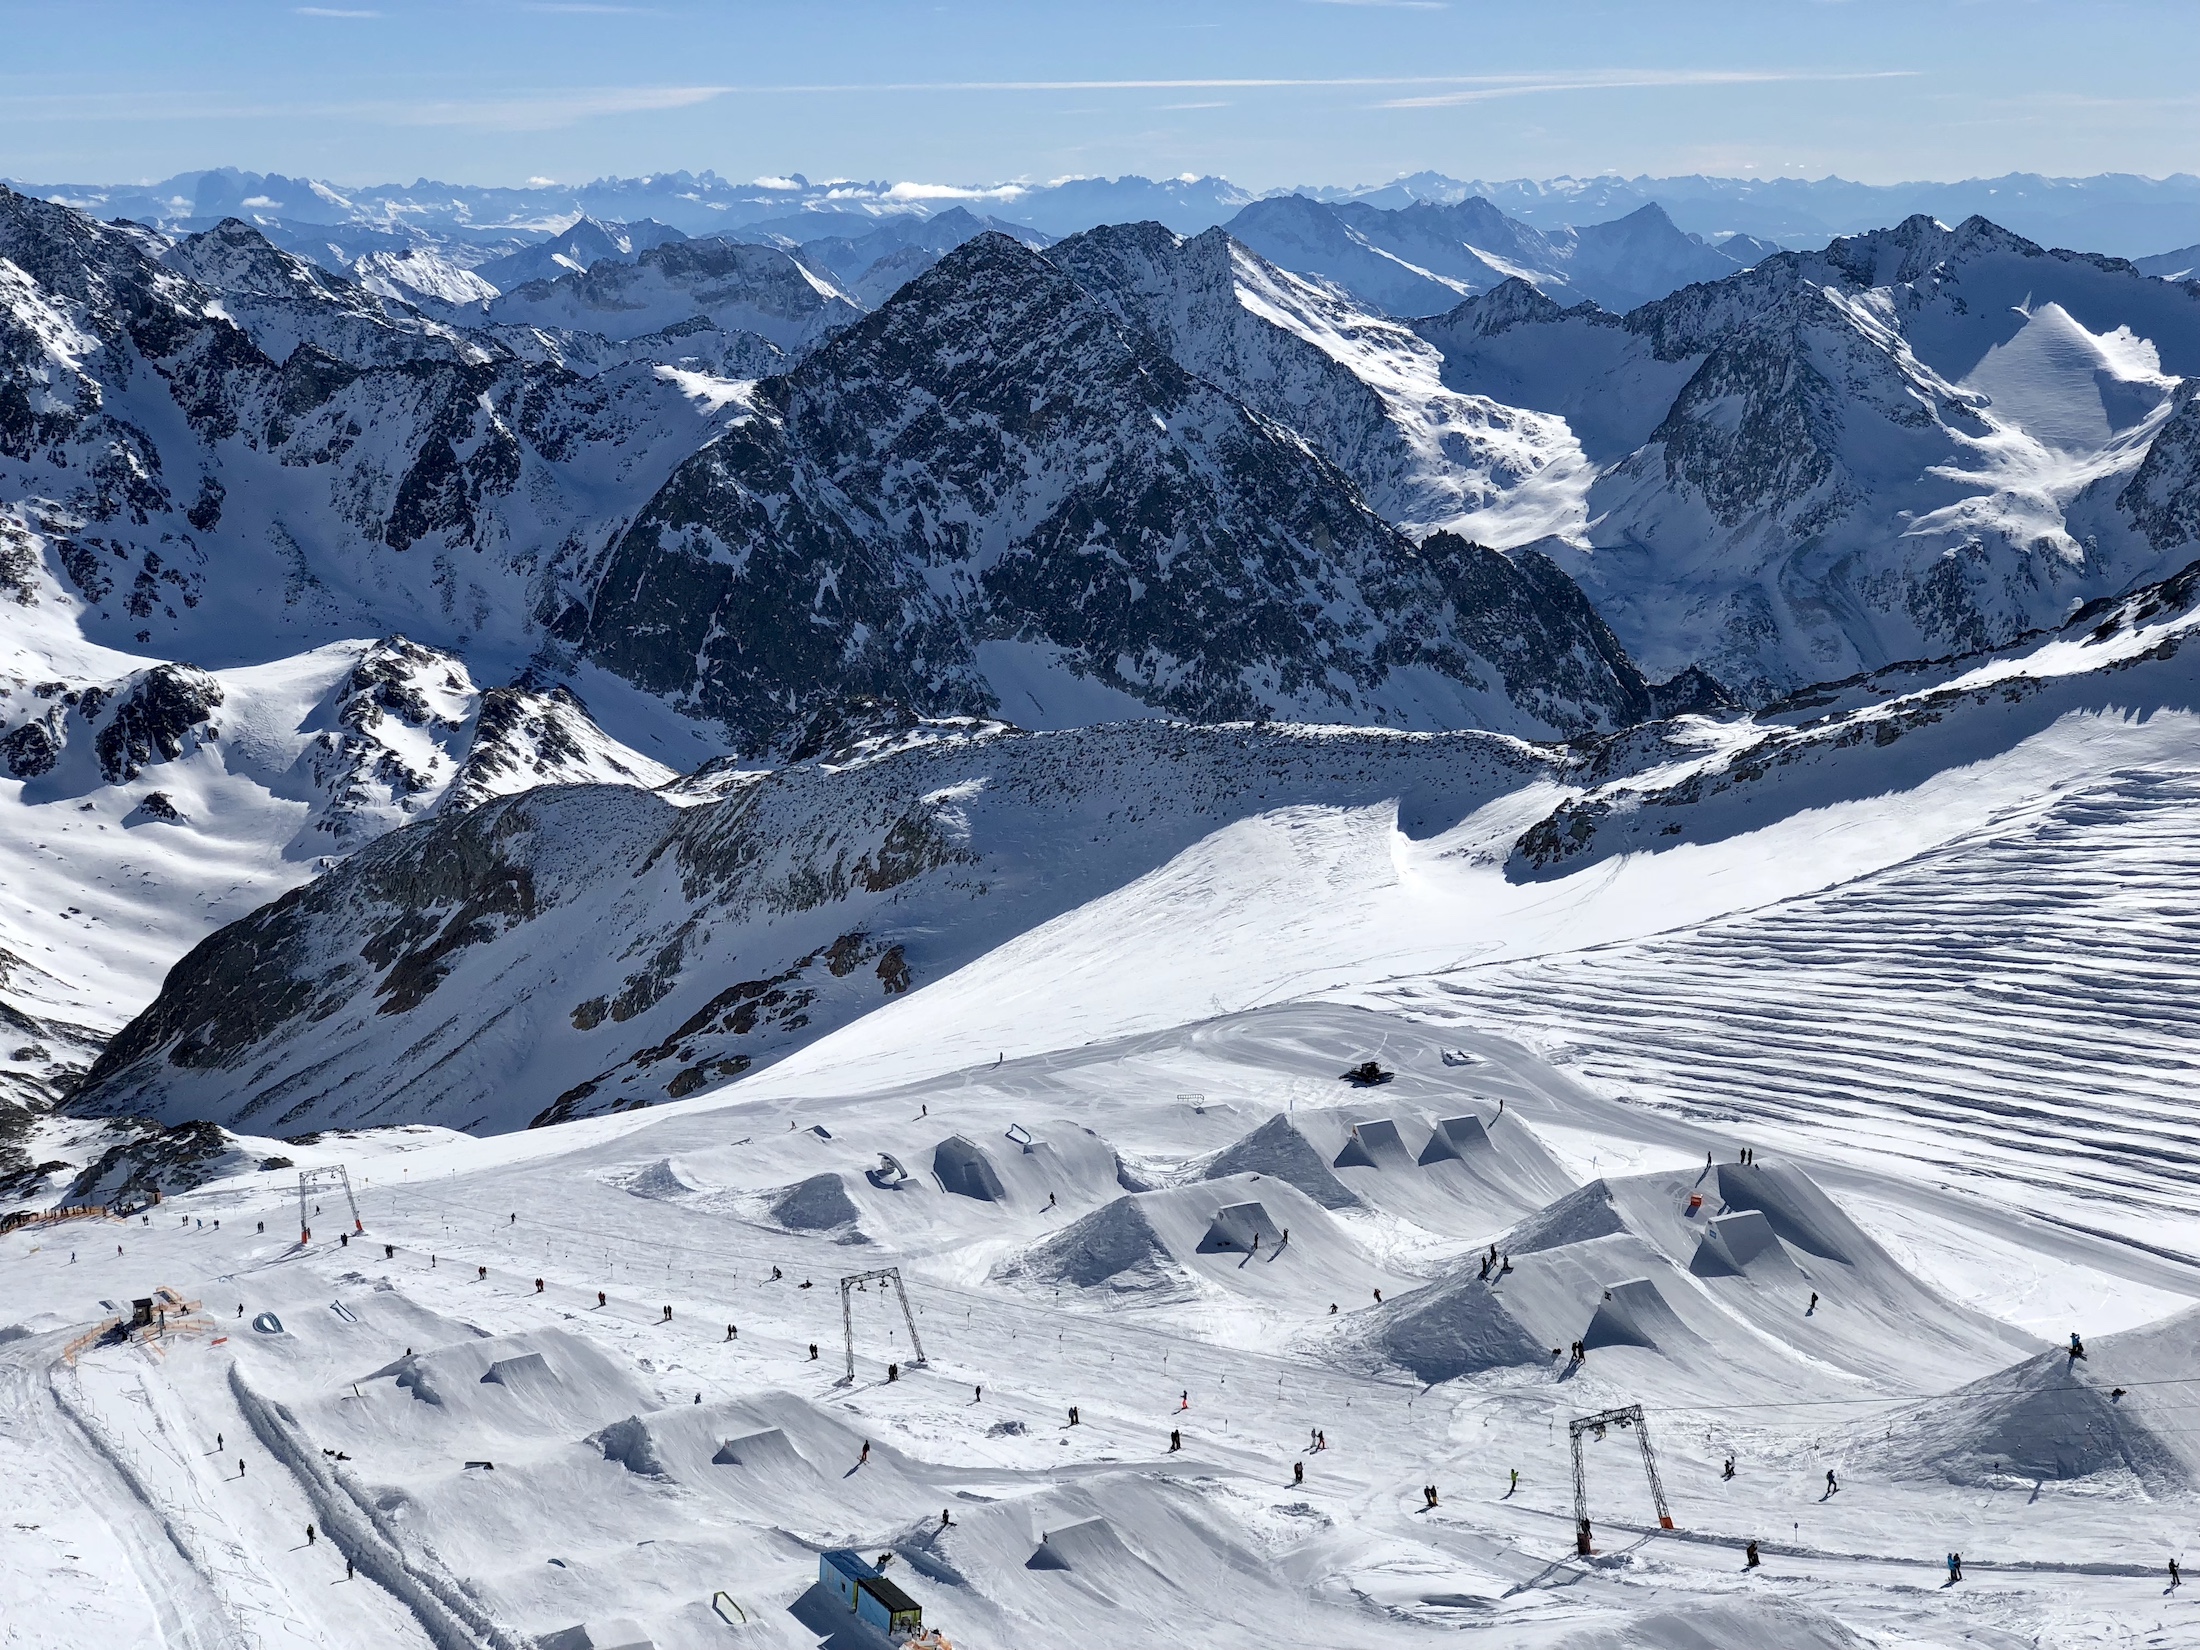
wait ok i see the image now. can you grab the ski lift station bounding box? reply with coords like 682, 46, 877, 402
819, 1549, 924, 1637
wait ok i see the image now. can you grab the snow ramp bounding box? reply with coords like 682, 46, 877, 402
1202, 1113, 1357, 1208
1689, 1209, 1799, 1280
768, 1172, 861, 1232
1581, 1277, 1697, 1355
360, 1329, 652, 1437
989, 1196, 1187, 1297
1363, 1270, 1552, 1384
1507, 1180, 1628, 1255
1025, 1517, 1177, 1597
1196, 1200, 1282, 1255
1332, 1117, 1413, 1170
1858, 1348, 2188, 1492
934, 1135, 1008, 1201
1713, 1163, 1863, 1264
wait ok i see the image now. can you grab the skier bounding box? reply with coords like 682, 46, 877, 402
1179, 1390, 1189, 1411
1744, 1540, 1760, 1570
1808, 1292, 1818, 1313
859, 1441, 870, 1465
726, 1324, 736, 1340
1423, 1485, 1438, 1509
596, 1291, 606, 1307
1373, 1288, 1382, 1304
1293, 1461, 1304, 1485
1508, 1468, 1519, 1496
307, 1524, 316, 1545
217, 1432, 223, 1451
941, 1509, 953, 1528
662, 1305, 672, 1321
1499, 1254, 1512, 1276
2069, 1331, 2087, 1360
2170, 1558, 2181, 1588
1168, 1429, 1182, 1452
1317, 1430, 1326, 1451
535, 1278, 544, 1294
1825, 1469, 1839, 1496
346, 1559, 354, 1581
809, 1344, 819, 1360
239, 1459, 246, 1477
1068, 1406, 1080, 1426
1479, 1255, 1491, 1280
974, 1385, 982, 1401
1947, 1552, 1962, 1583
1722, 1457, 1735, 1481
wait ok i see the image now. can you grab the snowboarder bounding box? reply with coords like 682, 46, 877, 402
1807, 1292, 1818, 1313
1479, 1255, 1491, 1280
1744, 1540, 1760, 1570
1329, 1303, 1338, 1314
509, 1213, 516, 1224
1423, 1485, 1438, 1509
809, 1344, 819, 1360
1373, 1288, 1382, 1304
974, 1384, 982, 1401
534, 1278, 543, 1294
596, 1291, 606, 1307
2170, 1558, 2181, 1588
771, 1266, 782, 1281
859, 1442, 870, 1465
1293, 1461, 1304, 1485
2068, 1331, 2086, 1359
1317, 1430, 1326, 1451
1169, 1430, 1182, 1452
1508, 1468, 1519, 1496
1722, 1456, 1735, 1481
477, 1265, 486, 1280
1824, 1469, 1839, 1496
1499, 1254, 1512, 1275
941, 1509, 952, 1527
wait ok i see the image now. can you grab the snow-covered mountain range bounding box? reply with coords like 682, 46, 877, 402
25, 164, 2200, 259
8, 174, 2200, 1163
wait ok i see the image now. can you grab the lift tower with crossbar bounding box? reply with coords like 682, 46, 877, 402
837, 1267, 926, 1385
297, 1164, 362, 1243
1570, 1404, 1675, 1554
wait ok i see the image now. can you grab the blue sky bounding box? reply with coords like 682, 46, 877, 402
3, 1, 2195, 188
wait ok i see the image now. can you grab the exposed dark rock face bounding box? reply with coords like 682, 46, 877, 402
577, 233, 1656, 751
67, 719, 1551, 1135
93, 664, 224, 783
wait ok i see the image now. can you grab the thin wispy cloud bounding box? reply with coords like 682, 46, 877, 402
293, 6, 379, 15
1305, 0, 1447, 9
1380, 69, 1917, 108
0, 68, 1920, 132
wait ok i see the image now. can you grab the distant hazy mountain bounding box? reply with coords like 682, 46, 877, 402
1223, 195, 1752, 317
20, 165, 2200, 262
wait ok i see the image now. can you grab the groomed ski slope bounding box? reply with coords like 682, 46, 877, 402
5, 1002, 2196, 1650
